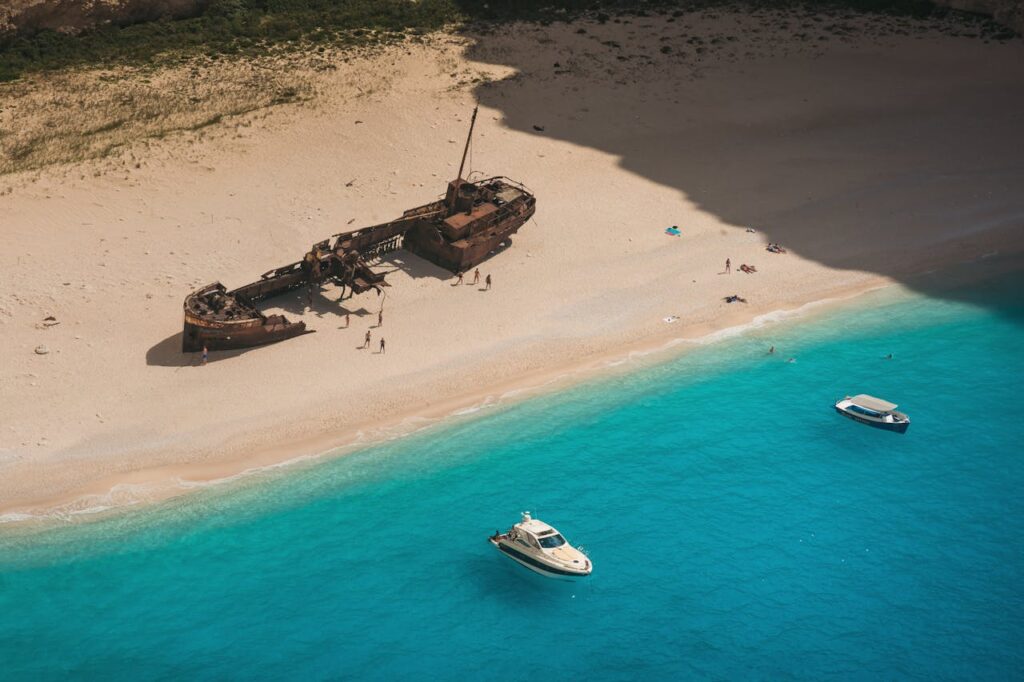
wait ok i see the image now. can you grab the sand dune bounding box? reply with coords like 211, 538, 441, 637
1, 12, 1022, 520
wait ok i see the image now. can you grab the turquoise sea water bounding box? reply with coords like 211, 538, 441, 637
1, 273, 1023, 681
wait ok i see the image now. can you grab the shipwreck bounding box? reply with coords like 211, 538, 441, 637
182, 107, 536, 352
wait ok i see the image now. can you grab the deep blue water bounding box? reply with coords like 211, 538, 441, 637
1, 274, 1023, 681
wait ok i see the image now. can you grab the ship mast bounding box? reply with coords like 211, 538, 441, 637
450, 106, 479, 210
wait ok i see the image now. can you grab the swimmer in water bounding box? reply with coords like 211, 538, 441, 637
768, 345, 775, 355
787, 357, 796, 363
885, 353, 893, 360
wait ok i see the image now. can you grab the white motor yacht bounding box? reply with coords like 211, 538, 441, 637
489, 512, 592, 578
834, 394, 910, 434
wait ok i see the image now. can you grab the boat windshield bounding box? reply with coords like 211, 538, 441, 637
848, 404, 881, 417
538, 534, 566, 548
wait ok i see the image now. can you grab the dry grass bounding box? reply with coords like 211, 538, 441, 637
0, 52, 325, 175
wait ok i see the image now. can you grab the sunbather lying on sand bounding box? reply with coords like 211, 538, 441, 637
739, 264, 757, 274
724, 295, 748, 304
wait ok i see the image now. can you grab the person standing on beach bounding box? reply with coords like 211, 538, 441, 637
472, 268, 480, 285
379, 338, 386, 354
201, 344, 208, 366
378, 310, 383, 327
725, 258, 731, 274
453, 272, 463, 286
485, 274, 492, 290
344, 313, 350, 328
363, 330, 371, 349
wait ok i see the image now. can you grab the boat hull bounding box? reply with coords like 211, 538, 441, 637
404, 192, 535, 273
182, 315, 311, 352
834, 406, 910, 434
490, 539, 590, 579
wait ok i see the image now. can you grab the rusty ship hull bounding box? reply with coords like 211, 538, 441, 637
181, 107, 535, 354
183, 282, 313, 352
404, 177, 536, 273
181, 177, 535, 353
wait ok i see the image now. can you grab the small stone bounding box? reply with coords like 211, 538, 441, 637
34, 345, 49, 355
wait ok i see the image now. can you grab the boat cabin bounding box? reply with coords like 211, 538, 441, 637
513, 514, 568, 549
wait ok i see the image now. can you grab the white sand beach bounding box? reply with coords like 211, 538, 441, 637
1, 12, 1023, 519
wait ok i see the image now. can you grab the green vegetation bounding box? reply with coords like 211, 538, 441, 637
0, 0, 1014, 82
0, 0, 459, 82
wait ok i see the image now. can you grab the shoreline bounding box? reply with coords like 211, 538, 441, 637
5, 248, 1020, 528
4, 248, 1019, 524
2, 15, 1023, 529
0, 276, 892, 526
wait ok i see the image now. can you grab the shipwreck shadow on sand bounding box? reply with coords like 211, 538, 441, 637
373, 251, 452, 280
462, 14, 1024, 320
264, 287, 382, 320
146, 330, 303, 367
146, 332, 193, 367
373, 238, 513, 280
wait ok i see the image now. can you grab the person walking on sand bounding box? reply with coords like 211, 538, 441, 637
485, 274, 492, 290
363, 330, 371, 349
344, 312, 350, 328
201, 344, 208, 366
378, 310, 383, 327
379, 338, 386, 354
453, 271, 463, 286
725, 258, 731, 274
472, 268, 480, 285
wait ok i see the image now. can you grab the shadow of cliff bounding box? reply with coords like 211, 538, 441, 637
462, 14, 1024, 318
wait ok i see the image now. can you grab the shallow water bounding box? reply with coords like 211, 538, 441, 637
1, 274, 1022, 681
